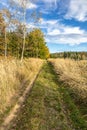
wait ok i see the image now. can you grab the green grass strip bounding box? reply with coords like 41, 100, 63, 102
58, 83, 87, 130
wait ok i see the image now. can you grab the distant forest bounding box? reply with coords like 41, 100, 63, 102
50, 52, 87, 60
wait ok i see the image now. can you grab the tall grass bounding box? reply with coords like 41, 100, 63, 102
0, 58, 43, 115
49, 59, 87, 103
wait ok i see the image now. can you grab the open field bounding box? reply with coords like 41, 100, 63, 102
5, 62, 87, 130
49, 59, 87, 104
0, 58, 43, 123
0, 60, 87, 130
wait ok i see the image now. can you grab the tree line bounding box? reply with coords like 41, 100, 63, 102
50, 52, 87, 60
0, 0, 50, 60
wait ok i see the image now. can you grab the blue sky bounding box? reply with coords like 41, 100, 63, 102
0, 0, 87, 53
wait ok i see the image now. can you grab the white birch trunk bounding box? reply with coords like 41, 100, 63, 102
21, 0, 26, 61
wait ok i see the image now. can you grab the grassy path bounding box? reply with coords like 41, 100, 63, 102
8, 62, 86, 130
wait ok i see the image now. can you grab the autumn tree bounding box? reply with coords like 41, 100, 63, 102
26, 29, 50, 59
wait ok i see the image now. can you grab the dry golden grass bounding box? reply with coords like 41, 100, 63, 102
49, 58, 87, 103
0, 58, 43, 114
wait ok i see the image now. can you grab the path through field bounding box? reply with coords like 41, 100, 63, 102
7, 62, 75, 130
2, 62, 87, 130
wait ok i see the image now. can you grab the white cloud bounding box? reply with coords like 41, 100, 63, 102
26, 2, 37, 9
63, 27, 85, 34
38, 19, 58, 26
41, 19, 58, 25
38, 18, 87, 45
48, 29, 60, 35
46, 34, 87, 45
47, 27, 85, 36
35, 19, 59, 30
65, 0, 87, 21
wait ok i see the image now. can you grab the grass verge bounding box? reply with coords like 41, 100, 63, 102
58, 86, 87, 130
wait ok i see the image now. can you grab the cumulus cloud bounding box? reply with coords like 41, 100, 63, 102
65, 0, 87, 21
38, 19, 87, 45
46, 34, 87, 45
48, 26, 85, 35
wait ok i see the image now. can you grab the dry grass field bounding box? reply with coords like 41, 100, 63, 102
49, 59, 87, 104
0, 58, 43, 115
0, 60, 87, 129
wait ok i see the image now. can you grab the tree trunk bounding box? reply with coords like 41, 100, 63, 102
5, 27, 7, 58
21, 6, 26, 62
21, 27, 26, 61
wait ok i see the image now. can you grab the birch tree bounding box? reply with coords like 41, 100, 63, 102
9, 0, 41, 60
21, 0, 27, 61
18, 0, 40, 61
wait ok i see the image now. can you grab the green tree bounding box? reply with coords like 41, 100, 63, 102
8, 32, 19, 57
26, 29, 50, 59
8, 24, 24, 58
63, 52, 67, 59
0, 12, 5, 56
